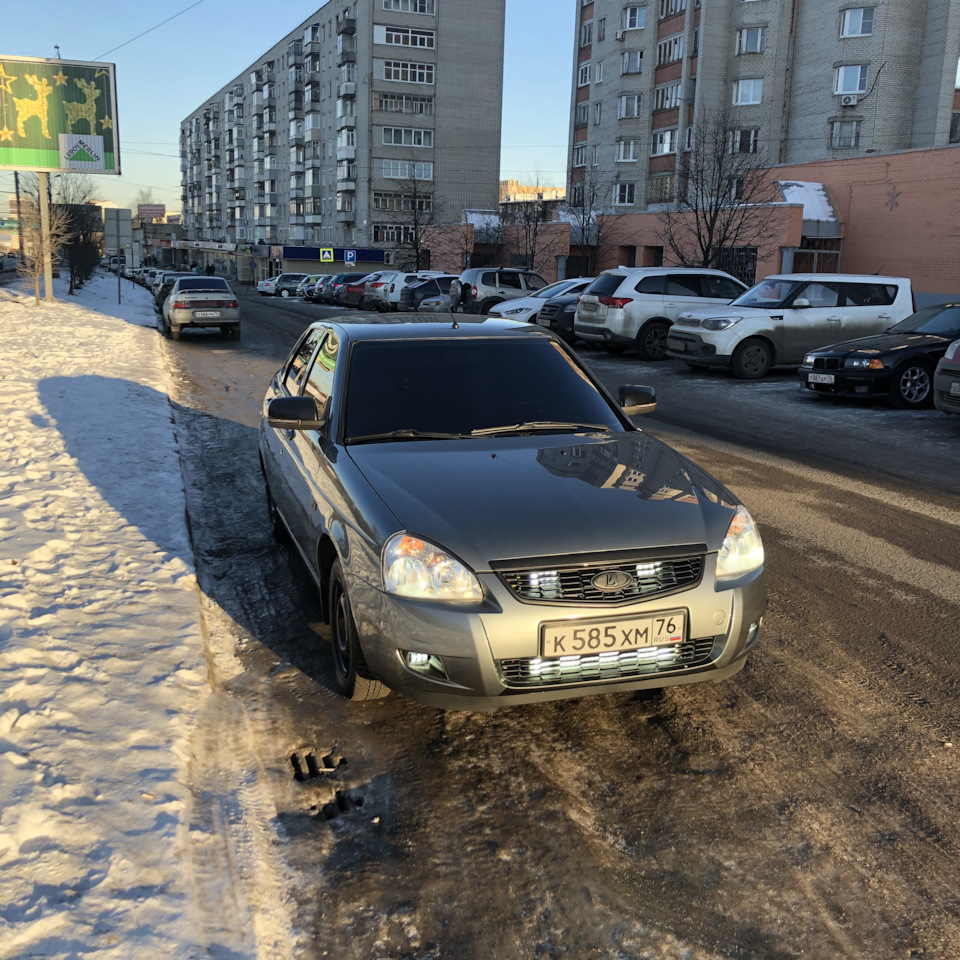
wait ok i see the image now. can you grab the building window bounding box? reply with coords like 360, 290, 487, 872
618, 94, 641, 118
736, 27, 766, 54
573, 143, 587, 166
647, 175, 674, 203
382, 159, 434, 179
830, 119, 861, 148
617, 139, 637, 161
625, 6, 646, 29
840, 7, 874, 37
729, 127, 760, 152
383, 60, 435, 84
613, 182, 636, 205
597, 18, 606, 40
951, 112, 960, 143
377, 25, 436, 47
733, 78, 763, 105
575, 102, 589, 127
657, 34, 684, 66
570, 181, 584, 206
652, 128, 678, 155
382, 126, 434, 147
835, 64, 868, 95
581, 20, 593, 46
594, 102, 603, 124
659, 0, 686, 18
578, 62, 592, 86
382, 0, 435, 12
592, 145, 601, 165
654, 81, 682, 111
596, 61, 604, 82
621, 50, 643, 74
373, 93, 435, 114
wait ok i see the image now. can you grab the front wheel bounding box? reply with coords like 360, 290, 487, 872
635, 320, 670, 361
731, 338, 773, 379
603, 343, 628, 356
329, 561, 390, 702
889, 361, 933, 408
280, 289, 290, 298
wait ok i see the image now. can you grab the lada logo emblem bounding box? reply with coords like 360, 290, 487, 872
591, 571, 634, 593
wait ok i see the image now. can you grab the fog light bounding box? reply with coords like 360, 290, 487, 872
744, 617, 763, 651
403, 650, 448, 679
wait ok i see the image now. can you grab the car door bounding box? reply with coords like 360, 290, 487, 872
781, 281, 843, 360
701, 274, 748, 306
840, 282, 900, 338
663, 274, 705, 321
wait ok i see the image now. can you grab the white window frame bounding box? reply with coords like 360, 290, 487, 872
736, 27, 766, 54
728, 127, 760, 153
382, 60, 435, 84
659, 0, 686, 18
575, 102, 589, 126
733, 78, 763, 105
617, 94, 641, 118
835, 64, 868, 95
382, 0, 435, 13
573, 143, 587, 167
621, 50, 643, 75
625, 6, 646, 29
840, 7, 874, 37
382, 159, 434, 180
376, 24, 436, 47
382, 126, 434, 147
651, 128, 678, 155
594, 102, 602, 124
580, 19, 593, 46
596, 61, 604, 82
830, 119, 861, 149
578, 62, 592, 86
613, 182, 635, 205
657, 34, 684, 66
654, 81, 682, 111
616, 139, 637, 162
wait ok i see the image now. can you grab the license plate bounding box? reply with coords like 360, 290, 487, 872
808, 372, 834, 384
951, 382, 960, 396
540, 610, 685, 659
667, 337, 687, 351
537, 317, 550, 327
194, 311, 221, 318
580, 302, 597, 313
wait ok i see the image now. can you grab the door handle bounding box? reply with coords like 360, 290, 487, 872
827, 315, 841, 322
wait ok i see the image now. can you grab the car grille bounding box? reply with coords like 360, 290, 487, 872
935, 388, 960, 411
810, 357, 842, 371
674, 316, 700, 327
496, 555, 703, 605
539, 304, 560, 320
498, 637, 716, 687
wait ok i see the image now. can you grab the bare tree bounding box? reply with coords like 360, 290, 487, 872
564, 169, 631, 276
375, 160, 442, 270
17, 194, 73, 304
52, 174, 103, 294
656, 109, 784, 279
498, 177, 564, 276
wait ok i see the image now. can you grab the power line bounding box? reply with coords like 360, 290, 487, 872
93, 0, 207, 60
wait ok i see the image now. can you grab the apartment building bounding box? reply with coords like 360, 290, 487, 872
180, 0, 505, 254
568, 0, 960, 210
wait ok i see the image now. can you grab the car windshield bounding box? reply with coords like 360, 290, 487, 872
731, 278, 804, 308
888, 304, 960, 337
531, 279, 582, 300
344, 338, 622, 442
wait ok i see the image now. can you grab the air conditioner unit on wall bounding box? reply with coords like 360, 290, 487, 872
615, 29, 625, 40
840, 94, 859, 107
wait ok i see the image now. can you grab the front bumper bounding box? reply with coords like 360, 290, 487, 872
666, 332, 728, 367
797, 364, 889, 398
933, 362, 960, 414
348, 560, 766, 711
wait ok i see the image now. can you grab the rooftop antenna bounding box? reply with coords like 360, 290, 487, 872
54, 45, 61, 58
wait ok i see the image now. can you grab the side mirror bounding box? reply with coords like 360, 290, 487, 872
619, 385, 657, 416
792, 297, 810, 308
266, 395, 327, 430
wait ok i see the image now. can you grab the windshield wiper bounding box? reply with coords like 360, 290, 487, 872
348, 428, 467, 443
470, 421, 609, 437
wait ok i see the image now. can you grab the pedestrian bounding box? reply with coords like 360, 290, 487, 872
194, 262, 202, 276
205, 263, 215, 276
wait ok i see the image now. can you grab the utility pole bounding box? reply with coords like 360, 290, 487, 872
38, 172, 55, 301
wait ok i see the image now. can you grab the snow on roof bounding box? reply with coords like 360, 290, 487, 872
777, 181, 837, 222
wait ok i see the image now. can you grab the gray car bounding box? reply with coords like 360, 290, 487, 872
161, 276, 241, 340
259, 318, 766, 710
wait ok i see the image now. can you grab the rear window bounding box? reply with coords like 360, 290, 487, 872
843, 283, 898, 307
586, 274, 628, 297
175, 278, 230, 291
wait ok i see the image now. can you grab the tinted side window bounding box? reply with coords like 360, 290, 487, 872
703, 276, 746, 300
284, 328, 325, 394
302, 331, 340, 407
666, 275, 702, 297
481, 272, 498, 286
843, 283, 897, 307
499, 273, 524, 289
524, 274, 546, 291
587, 274, 629, 296
635, 275, 665, 295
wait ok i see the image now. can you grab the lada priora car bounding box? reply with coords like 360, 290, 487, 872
259, 317, 766, 711
161, 276, 240, 340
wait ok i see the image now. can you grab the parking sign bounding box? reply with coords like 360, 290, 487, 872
344, 249, 357, 264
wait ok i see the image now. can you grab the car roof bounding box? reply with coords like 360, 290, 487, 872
600, 266, 738, 276
762, 273, 910, 283
304, 315, 551, 342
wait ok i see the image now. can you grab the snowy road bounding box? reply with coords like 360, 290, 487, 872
157, 292, 960, 959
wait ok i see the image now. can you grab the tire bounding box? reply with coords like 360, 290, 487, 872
329, 561, 390, 702
229, 324, 241, 340
478, 298, 502, 315
170, 326, 181, 341
635, 320, 670, 361
603, 343, 628, 355
280, 289, 290, 298
889, 361, 933, 409
730, 338, 773, 379
264, 480, 288, 542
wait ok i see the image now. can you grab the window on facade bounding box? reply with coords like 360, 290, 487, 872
592, 145, 600, 165
383, 159, 434, 179
596, 61, 604, 82
625, 6, 646, 29
381, 25, 436, 47
383, 60, 435, 83
736, 27, 765, 54
337, 129, 355, 148
573, 143, 587, 166
613, 182, 635, 205
597, 18, 606, 40
581, 20, 593, 46
382, 0, 435, 12
840, 7, 874, 37
382, 127, 434, 147
618, 94, 641, 118
830, 119, 861, 148
622, 50, 643, 74
659, 0, 686, 18
594, 102, 602, 124
578, 62, 592, 86
951, 113, 960, 143
729, 127, 760, 153
374, 93, 435, 114
733, 78, 763, 104
657, 35, 684, 66
835, 64, 868, 94
575, 102, 589, 127
617, 139, 637, 161
570, 182, 584, 206
654, 82, 682, 111
652, 128, 678, 155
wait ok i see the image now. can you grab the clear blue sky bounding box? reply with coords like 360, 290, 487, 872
0, 0, 574, 211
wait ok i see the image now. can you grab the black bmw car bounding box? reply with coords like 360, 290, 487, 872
798, 302, 960, 408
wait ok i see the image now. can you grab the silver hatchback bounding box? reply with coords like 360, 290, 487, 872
259, 318, 766, 710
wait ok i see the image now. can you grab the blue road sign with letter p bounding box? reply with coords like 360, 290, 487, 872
344, 249, 357, 264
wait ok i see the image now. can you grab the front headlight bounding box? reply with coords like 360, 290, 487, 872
716, 506, 764, 582
562, 304, 576, 313
500, 306, 529, 316
803, 354, 817, 366
701, 316, 741, 331
944, 340, 960, 362
383, 533, 483, 602
843, 357, 884, 370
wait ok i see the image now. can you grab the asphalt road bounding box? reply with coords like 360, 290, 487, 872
161, 290, 960, 960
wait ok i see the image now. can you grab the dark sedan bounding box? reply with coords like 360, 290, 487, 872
798, 302, 960, 408
259, 317, 766, 710
397, 275, 458, 311
535, 284, 596, 344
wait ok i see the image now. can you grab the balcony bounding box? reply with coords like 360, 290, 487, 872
337, 81, 356, 98
337, 47, 356, 66
337, 17, 356, 35
306, 184, 323, 198
289, 186, 304, 199
305, 212, 323, 224
336, 145, 356, 161
336, 178, 356, 192
336, 209, 355, 223
336, 115, 356, 130
306, 127, 324, 142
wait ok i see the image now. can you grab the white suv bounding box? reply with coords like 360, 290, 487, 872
666, 273, 915, 378
574, 267, 748, 360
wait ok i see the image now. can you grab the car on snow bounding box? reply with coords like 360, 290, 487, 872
798, 302, 960, 408
160, 276, 241, 341
259, 316, 766, 710
258, 273, 308, 297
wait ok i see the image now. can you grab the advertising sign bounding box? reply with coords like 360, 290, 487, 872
137, 203, 165, 220
0, 55, 120, 174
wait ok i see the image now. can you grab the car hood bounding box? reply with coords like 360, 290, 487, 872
347, 432, 739, 569
489, 296, 540, 315
810, 332, 952, 356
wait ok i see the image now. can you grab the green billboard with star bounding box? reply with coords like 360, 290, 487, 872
0, 55, 120, 174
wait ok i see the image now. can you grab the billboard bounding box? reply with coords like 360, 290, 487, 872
138, 203, 165, 220
0, 55, 119, 174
